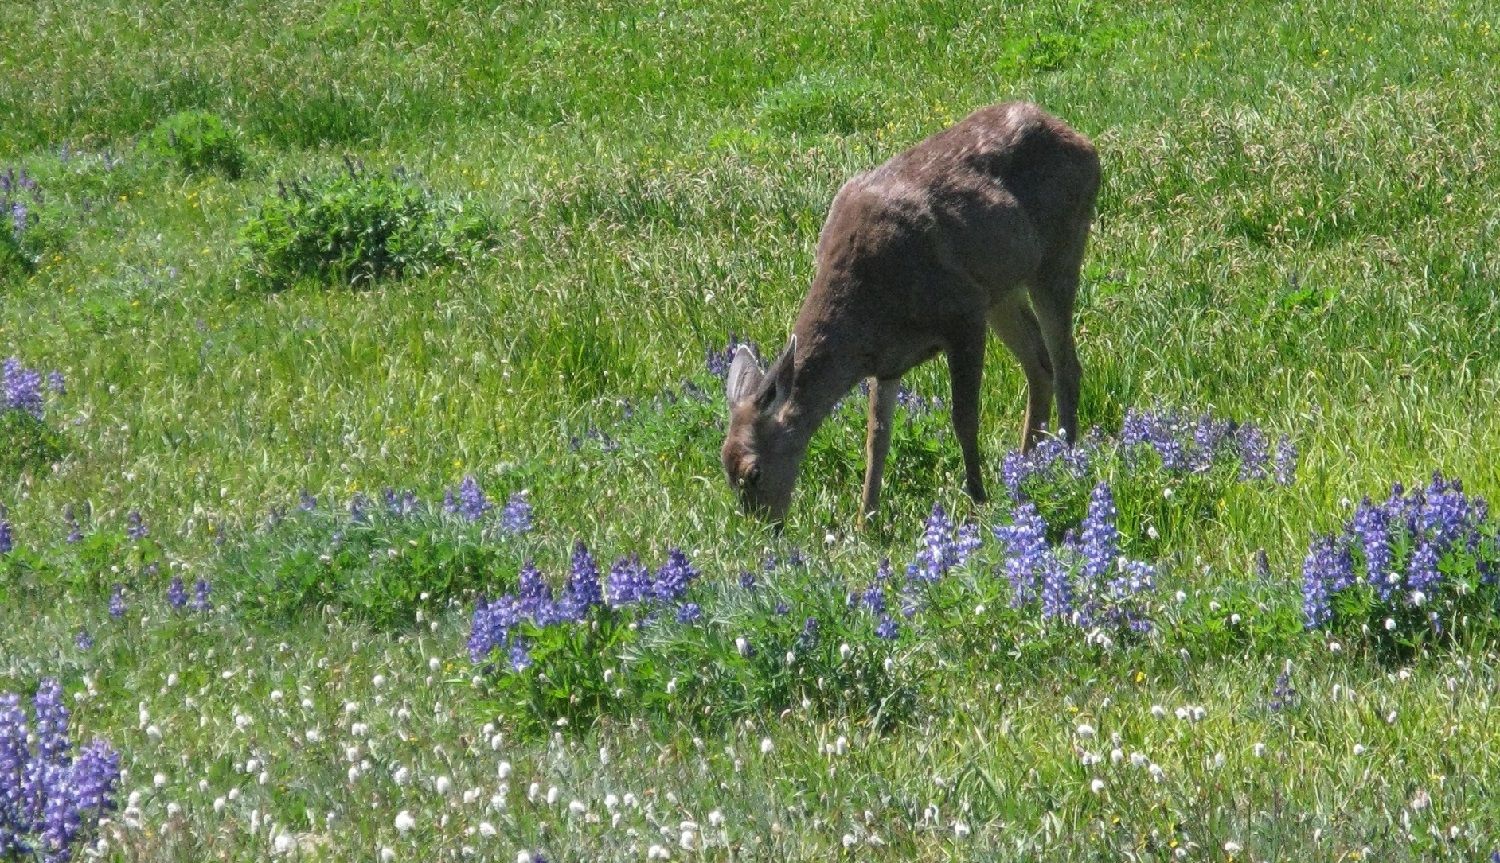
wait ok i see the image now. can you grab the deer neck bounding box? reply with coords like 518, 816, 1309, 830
777, 325, 864, 446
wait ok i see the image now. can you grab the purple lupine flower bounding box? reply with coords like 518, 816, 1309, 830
46, 371, 64, 396
993, 501, 1050, 606
2, 358, 45, 419
861, 584, 887, 615
874, 615, 900, 640
348, 494, 368, 523
909, 502, 957, 583
1406, 541, 1441, 602
561, 541, 603, 619
74, 630, 93, 651
445, 476, 491, 521
125, 511, 147, 541
738, 571, 757, 591
467, 595, 520, 664
1301, 534, 1342, 628
676, 602, 702, 623
1274, 435, 1297, 485
515, 562, 557, 625
507, 638, 533, 672
167, 576, 187, 610
298, 490, 317, 512
499, 493, 532, 534
190, 578, 212, 613
1190, 414, 1234, 473
1077, 483, 1120, 586
1230, 420, 1266, 480
875, 558, 894, 581
1349, 498, 1395, 601
69, 736, 121, 818
1419, 471, 1473, 550
653, 549, 698, 603
606, 556, 653, 608
0, 515, 11, 555
1039, 552, 1073, 620
108, 584, 126, 619
774, 602, 790, 616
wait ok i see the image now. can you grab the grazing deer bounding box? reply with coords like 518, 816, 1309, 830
722, 101, 1100, 523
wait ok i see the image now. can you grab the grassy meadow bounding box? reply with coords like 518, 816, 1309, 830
3, 0, 1500, 859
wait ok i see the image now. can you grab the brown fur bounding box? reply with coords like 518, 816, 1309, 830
722, 102, 1101, 523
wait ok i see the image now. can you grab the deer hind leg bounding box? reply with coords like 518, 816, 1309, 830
987, 294, 1054, 453
860, 377, 901, 524
1030, 258, 1083, 446
945, 323, 989, 504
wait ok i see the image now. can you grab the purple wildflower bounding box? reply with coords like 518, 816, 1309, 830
0, 677, 118, 859
125, 511, 147, 541
298, 490, 317, 512
606, 556, 653, 608
1301, 534, 1343, 628
445, 476, 491, 521
189, 578, 212, 613
774, 602, 790, 616
515, 562, 556, 624
993, 501, 1050, 606
1349, 498, 1395, 601
508, 639, 533, 672
46, 371, 64, 395
74, 630, 93, 651
676, 602, 702, 623
861, 584, 887, 615
0, 515, 10, 556
1077, 483, 1120, 587
108, 584, 125, 619
1039, 552, 1074, 620
561, 541, 603, 618
908, 502, 977, 583
2, 358, 44, 420
167, 576, 187, 610
467, 595, 520, 664
1190, 414, 1234, 473
499, 493, 532, 534
874, 615, 899, 640
738, 571, 757, 591
1236, 423, 1270, 480
652, 549, 698, 603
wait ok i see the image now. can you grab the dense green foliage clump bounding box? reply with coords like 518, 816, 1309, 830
141, 110, 249, 178
240, 162, 490, 290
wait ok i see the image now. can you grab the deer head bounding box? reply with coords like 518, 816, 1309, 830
720, 337, 802, 522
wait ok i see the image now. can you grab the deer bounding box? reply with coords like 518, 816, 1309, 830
721, 101, 1100, 524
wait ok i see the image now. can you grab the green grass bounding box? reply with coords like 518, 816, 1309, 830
2, 0, 1500, 858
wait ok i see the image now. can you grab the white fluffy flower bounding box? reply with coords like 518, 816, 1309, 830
394, 810, 415, 833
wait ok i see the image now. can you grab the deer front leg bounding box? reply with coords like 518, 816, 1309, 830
946, 327, 988, 504
860, 377, 901, 524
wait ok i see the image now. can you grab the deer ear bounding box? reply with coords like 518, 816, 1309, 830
753, 335, 797, 413
725, 345, 763, 406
